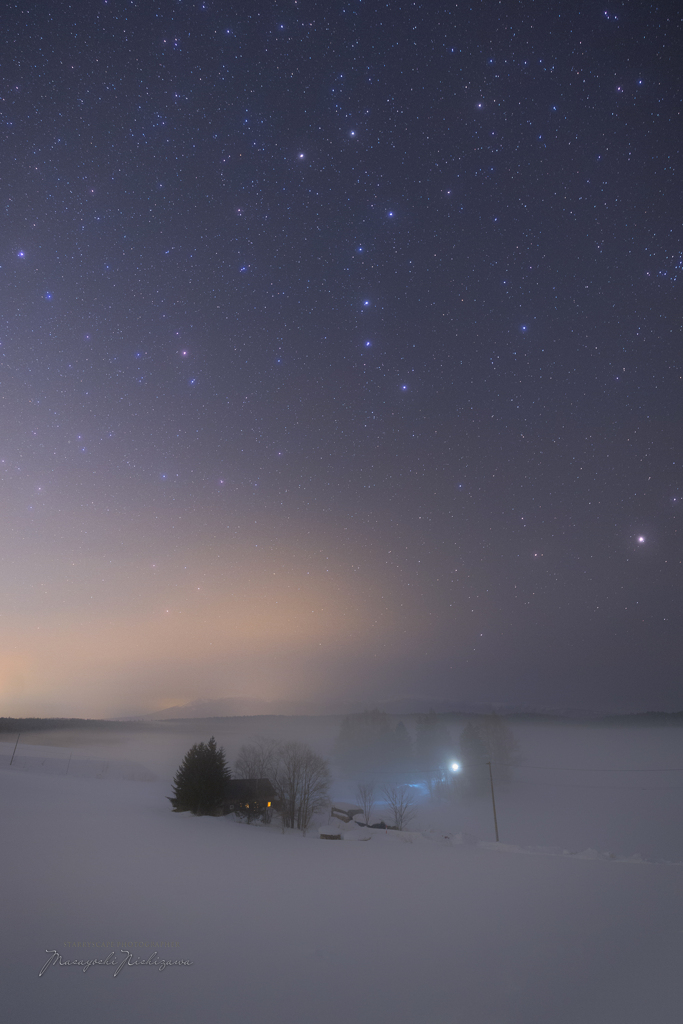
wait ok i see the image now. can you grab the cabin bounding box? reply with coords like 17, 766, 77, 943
223, 778, 277, 819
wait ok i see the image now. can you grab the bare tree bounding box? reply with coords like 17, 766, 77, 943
382, 784, 416, 831
274, 741, 331, 834
356, 781, 376, 825
234, 737, 280, 781
233, 738, 282, 823
298, 746, 332, 834
234, 739, 331, 833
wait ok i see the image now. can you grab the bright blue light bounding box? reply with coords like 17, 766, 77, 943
450, 762, 461, 772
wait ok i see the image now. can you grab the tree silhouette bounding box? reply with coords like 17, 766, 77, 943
356, 781, 376, 824
382, 784, 416, 830
275, 741, 331, 833
169, 737, 231, 815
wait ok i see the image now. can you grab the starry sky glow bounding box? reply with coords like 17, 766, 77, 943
0, 0, 681, 716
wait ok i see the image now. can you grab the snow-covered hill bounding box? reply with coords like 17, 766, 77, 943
1, 719, 682, 1024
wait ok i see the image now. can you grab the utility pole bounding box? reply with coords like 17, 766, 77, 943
487, 761, 499, 842
9, 732, 21, 766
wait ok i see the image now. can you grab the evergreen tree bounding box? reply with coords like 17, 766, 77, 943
169, 737, 231, 815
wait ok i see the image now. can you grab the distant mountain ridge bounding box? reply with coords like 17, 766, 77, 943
2, 708, 682, 733
129, 696, 672, 721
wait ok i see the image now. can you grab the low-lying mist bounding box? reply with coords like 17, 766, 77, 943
2, 713, 681, 860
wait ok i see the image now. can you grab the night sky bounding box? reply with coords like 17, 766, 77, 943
1, 0, 681, 717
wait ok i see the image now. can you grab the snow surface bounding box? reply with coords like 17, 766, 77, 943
1, 721, 682, 1023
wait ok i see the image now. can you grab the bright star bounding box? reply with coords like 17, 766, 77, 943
637, 536, 645, 544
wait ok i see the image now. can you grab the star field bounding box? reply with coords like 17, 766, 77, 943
0, 0, 681, 715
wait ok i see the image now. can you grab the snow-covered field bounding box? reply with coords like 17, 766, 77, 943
1, 720, 682, 1023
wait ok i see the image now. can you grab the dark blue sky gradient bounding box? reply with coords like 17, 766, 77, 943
0, 0, 681, 715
